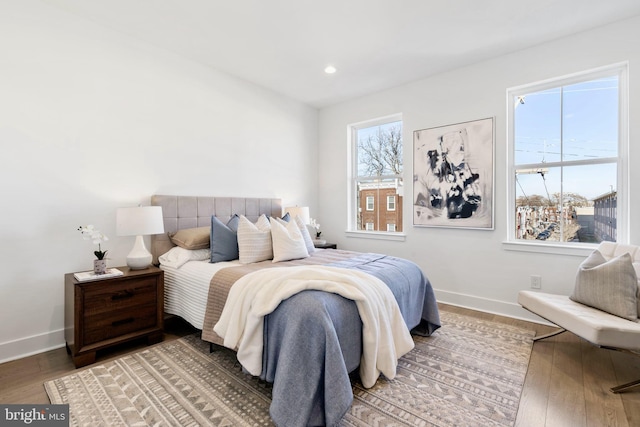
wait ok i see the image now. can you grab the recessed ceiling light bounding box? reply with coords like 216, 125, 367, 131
324, 65, 337, 74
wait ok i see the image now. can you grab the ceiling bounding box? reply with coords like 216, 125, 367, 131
43, 0, 640, 108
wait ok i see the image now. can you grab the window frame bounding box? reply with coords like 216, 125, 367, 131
366, 195, 375, 211
387, 195, 396, 211
347, 113, 406, 241
505, 62, 629, 256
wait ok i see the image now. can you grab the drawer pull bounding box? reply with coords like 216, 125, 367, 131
111, 317, 135, 327
111, 290, 134, 301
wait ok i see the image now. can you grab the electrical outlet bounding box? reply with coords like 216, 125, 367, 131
530, 275, 542, 289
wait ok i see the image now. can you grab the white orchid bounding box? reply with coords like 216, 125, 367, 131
309, 218, 321, 238
78, 225, 109, 260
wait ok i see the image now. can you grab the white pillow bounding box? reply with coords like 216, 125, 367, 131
570, 251, 638, 321
271, 216, 309, 262
634, 260, 640, 317
237, 215, 273, 264
158, 246, 211, 269
294, 215, 315, 254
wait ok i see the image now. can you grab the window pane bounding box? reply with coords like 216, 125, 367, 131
357, 121, 402, 177
563, 77, 618, 161
357, 178, 403, 231
514, 163, 616, 242
387, 195, 396, 211
514, 88, 561, 165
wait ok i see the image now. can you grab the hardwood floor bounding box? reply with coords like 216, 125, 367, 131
0, 316, 198, 405
1, 305, 638, 426
441, 304, 640, 427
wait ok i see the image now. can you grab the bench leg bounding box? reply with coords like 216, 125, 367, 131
599, 346, 640, 393
532, 330, 640, 393
532, 328, 567, 342
610, 378, 640, 393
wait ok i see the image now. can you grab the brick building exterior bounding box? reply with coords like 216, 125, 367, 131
359, 182, 403, 232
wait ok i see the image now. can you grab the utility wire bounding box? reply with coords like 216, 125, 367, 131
537, 170, 552, 205
515, 175, 529, 205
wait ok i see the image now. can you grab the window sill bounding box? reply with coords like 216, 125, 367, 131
345, 230, 406, 242
502, 240, 597, 257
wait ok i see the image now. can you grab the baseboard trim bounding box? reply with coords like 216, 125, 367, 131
434, 289, 555, 326
1, 291, 555, 364
0, 329, 65, 364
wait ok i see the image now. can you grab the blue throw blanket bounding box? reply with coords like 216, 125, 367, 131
260, 253, 440, 427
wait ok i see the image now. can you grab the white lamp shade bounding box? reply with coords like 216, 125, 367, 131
284, 206, 310, 224
116, 206, 164, 270
116, 206, 164, 236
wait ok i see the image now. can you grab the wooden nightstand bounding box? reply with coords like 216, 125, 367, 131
314, 242, 337, 249
64, 266, 164, 368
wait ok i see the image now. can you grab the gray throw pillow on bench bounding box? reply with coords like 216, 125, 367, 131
570, 250, 638, 321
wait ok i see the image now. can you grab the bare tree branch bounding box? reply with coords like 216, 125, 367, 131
358, 124, 402, 176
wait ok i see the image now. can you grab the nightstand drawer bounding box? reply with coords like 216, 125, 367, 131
83, 304, 158, 345
82, 277, 158, 316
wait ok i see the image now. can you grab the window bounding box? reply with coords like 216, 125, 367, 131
387, 223, 396, 232
387, 195, 396, 211
507, 63, 628, 248
366, 196, 374, 211
349, 114, 403, 234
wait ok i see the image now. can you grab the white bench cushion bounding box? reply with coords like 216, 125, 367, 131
518, 290, 640, 351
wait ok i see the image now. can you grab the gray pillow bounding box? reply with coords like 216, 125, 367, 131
210, 215, 240, 263
570, 251, 638, 321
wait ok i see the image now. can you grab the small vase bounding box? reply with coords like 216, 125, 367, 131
93, 259, 107, 275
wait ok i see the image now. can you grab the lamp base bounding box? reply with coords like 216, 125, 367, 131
126, 235, 152, 270
126, 256, 152, 270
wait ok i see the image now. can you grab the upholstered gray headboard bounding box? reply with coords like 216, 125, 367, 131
150, 195, 282, 264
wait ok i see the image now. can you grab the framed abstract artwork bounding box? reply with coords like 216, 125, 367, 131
413, 117, 494, 229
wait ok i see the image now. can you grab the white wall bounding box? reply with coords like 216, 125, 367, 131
0, 0, 318, 362
318, 16, 640, 321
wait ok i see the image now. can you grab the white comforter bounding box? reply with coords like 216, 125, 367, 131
213, 265, 414, 388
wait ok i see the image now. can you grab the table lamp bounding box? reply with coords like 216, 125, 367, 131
116, 206, 164, 269
284, 206, 310, 224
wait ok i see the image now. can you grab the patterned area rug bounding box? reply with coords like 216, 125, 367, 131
45, 311, 534, 426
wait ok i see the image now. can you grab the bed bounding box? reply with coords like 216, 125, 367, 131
150, 195, 441, 427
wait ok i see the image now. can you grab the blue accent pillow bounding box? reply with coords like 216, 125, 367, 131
267, 212, 290, 222
210, 215, 240, 263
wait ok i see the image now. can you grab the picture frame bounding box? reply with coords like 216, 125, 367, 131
413, 117, 494, 229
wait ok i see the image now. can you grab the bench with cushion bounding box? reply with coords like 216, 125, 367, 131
518, 241, 640, 393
